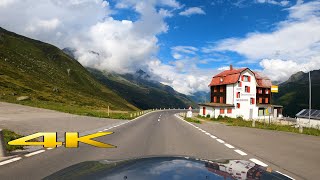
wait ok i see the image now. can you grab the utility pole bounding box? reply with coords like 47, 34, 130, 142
309, 71, 311, 127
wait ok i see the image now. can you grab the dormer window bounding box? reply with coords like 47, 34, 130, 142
220, 77, 223, 82
241, 75, 251, 82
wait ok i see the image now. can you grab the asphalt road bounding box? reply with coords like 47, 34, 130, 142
0, 110, 318, 179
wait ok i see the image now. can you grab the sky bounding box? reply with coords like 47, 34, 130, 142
0, 0, 320, 95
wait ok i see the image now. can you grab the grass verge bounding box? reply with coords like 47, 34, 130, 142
185, 117, 202, 124
2, 129, 24, 152
198, 115, 320, 136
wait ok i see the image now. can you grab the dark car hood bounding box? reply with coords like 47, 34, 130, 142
43, 156, 292, 180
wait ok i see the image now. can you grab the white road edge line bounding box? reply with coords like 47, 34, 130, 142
25, 150, 46, 157
276, 171, 295, 180
0, 157, 22, 166
205, 132, 210, 135
224, 144, 234, 148
250, 158, 268, 167
234, 149, 247, 156
216, 139, 224, 143
47, 148, 54, 150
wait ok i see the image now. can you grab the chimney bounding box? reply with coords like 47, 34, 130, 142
230, 64, 233, 70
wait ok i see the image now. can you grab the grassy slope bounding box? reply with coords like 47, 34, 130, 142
273, 70, 320, 117
88, 68, 197, 109
0, 27, 138, 113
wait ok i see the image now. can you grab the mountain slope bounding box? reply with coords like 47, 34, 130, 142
0, 27, 137, 111
273, 70, 320, 117
87, 68, 197, 109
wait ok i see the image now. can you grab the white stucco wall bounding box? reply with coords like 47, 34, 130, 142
297, 118, 320, 129
233, 70, 258, 119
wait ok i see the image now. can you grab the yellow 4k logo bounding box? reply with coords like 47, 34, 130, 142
8, 132, 116, 148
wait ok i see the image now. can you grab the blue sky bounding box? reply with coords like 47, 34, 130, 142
0, 0, 319, 94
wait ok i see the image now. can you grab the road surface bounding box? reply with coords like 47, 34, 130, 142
0, 110, 319, 179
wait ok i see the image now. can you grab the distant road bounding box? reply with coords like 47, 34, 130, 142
0, 107, 319, 179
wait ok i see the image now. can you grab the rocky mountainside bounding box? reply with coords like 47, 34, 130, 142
88, 68, 197, 109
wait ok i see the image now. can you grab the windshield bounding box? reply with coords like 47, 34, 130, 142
0, 1, 319, 180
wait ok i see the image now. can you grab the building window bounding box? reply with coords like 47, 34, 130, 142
227, 108, 232, 114
213, 96, 217, 103
242, 75, 250, 82
238, 81, 242, 87
265, 98, 269, 104
214, 86, 217, 92
265, 89, 269, 94
245, 86, 250, 93
237, 103, 240, 108
258, 88, 263, 94
220, 97, 224, 103
236, 92, 240, 98
250, 98, 255, 105
259, 98, 262, 104
219, 86, 224, 92
220, 108, 225, 114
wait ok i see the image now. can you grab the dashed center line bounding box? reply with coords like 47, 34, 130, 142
216, 139, 225, 143
234, 149, 247, 156
224, 144, 234, 149
25, 150, 46, 157
0, 157, 22, 166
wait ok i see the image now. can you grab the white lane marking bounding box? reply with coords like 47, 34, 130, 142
47, 148, 54, 150
25, 150, 46, 157
225, 144, 234, 149
0, 157, 22, 166
104, 128, 110, 131
250, 158, 268, 167
98, 130, 103, 132
216, 139, 225, 143
210, 135, 217, 139
234, 149, 247, 156
205, 132, 210, 135
158, 119, 160, 122
276, 171, 295, 180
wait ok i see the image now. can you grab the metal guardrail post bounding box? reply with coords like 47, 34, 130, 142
0, 129, 7, 157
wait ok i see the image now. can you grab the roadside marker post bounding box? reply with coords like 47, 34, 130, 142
0, 129, 7, 157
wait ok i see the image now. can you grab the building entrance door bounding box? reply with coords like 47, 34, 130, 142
203, 107, 206, 115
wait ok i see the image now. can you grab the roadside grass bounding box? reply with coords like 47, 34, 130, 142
197, 115, 320, 136
2, 129, 24, 152
185, 117, 202, 124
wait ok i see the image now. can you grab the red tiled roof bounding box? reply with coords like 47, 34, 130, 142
208, 68, 247, 86
208, 68, 272, 88
253, 71, 272, 88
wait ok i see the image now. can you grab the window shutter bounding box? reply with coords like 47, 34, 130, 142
241, 75, 244, 81
248, 76, 251, 82
239, 82, 242, 87
248, 86, 250, 93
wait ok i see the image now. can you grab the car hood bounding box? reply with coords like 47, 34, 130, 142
43, 156, 292, 180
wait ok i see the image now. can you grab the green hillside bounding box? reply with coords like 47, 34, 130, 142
273, 70, 320, 117
88, 68, 197, 109
0, 27, 137, 113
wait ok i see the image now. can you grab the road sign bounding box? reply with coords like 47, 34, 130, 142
271, 85, 278, 93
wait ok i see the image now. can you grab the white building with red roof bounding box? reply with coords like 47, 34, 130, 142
199, 65, 283, 120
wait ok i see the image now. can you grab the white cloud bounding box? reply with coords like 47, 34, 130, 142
171, 46, 198, 54
148, 59, 213, 95
179, 7, 205, 16
26, 18, 60, 32
0, 0, 16, 7
206, 0, 320, 81
255, 0, 290, 6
